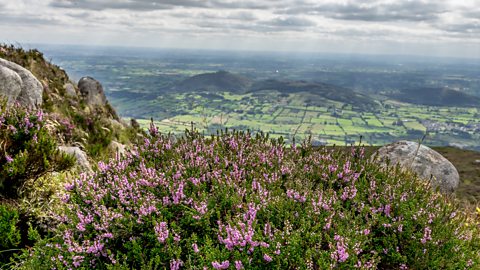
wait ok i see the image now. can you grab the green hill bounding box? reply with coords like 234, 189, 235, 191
173, 70, 253, 93
389, 87, 480, 107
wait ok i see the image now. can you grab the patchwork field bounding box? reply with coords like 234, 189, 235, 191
121, 90, 480, 150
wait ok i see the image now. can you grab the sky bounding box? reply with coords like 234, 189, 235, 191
0, 0, 479, 58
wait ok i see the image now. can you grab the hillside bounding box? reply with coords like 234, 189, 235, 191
170, 71, 377, 109
0, 44, 139, 159
388, 87, 480, 107
251, 79, 377, 108
0, 46, 479, 269
173, 70, 253, 93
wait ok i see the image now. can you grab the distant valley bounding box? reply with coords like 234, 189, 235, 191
38, 45, 480, 150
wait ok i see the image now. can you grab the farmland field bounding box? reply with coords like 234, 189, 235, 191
124, 90, 480, 149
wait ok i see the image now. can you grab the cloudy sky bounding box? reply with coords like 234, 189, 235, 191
1, 0, 479, 58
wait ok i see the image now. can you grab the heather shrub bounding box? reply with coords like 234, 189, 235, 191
0, 103, 74, 198
0, 204, 21, 257
15, 127, 480, 269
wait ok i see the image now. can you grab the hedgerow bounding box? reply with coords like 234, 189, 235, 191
13, 125, 480, 269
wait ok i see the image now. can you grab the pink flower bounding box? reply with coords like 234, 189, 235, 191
5, 155, 13, 163
192, 243, 200, 253
170, 259, 183, 270
263, 254, 273, 262
155, 222, 169, 243
235, 260, 244, 269
212, 260, 230, 269
420, 227, 432, 244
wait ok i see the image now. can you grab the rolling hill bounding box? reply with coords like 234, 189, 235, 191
172, 70, 253, 93
251, 79, 377, 108
171, 71, 377, 109
388, 87, 480, 107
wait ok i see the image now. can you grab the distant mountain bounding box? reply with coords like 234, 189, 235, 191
388, 87, 480, 107
173, 70, 252, 93
251, 79, 377, 108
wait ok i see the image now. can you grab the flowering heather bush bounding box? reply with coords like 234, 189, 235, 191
17, 126, 480, 269
0, 103, 74, 198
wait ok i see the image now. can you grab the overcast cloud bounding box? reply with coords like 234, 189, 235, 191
0, 0, 479, 58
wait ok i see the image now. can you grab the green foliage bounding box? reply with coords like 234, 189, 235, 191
0, 204, 21, 265
0, 204, 21, 249
0, 104, 74, 198
14, 129, 480, 269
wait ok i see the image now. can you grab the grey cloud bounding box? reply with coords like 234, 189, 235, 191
226, 11, 257, 21
282, 1, 445, 22
0, 14, 61, 26
462, 10, 480, 19
193, 16, 315, 33
189, 11, 257, 21
50, 0, 207, 11
440, 22, 480, 34
50, 0, 276, 11
263, 17, 316, 28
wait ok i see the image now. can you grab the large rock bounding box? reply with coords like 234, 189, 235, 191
0, 58, 43, 108
374, 141, 459, 193
78, 77, 106, 107
64, 82, 77, 98
58, 146, 92, 173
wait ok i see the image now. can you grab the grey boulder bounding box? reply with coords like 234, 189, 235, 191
374, 140, 459, 193
78, 77, 106, 107
58, 146, 92, 173
64, 83, 77, 98
0, 58, 43, 108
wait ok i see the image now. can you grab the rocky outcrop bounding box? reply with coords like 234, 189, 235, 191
58, 146, 92, 173
109, 141, 127, 156
78, 77, 107, 107
64, 83, 77, 98
0, 58, 43, 108
374, 141, 459, 193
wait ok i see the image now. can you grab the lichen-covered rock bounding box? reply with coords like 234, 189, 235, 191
0, 65, 22, 103
78, 77, 107, 107
109, 141, 127, 157
64, 83, 77, 98
374, 141, 459, 193
0, 57, 43, 108
58, 146, 92, 173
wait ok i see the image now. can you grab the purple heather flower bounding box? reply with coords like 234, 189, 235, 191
421, 227, 432, 244
155, 222, 169, 243
192, 243, 199, 253
170, 259, 183, 270
235, 260, 244, 269
263, 254, 273, 262
212, 260, 230, 269
5, 155, 13, 163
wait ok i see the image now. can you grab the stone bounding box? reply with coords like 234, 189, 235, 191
58, 146, 92, 173
109, 141, 127, 156
64, 83, 77, 98
0, 65, 22, 103
0, 57, 43, 108
78, 77, 107, 107
374, 140, 459, 193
